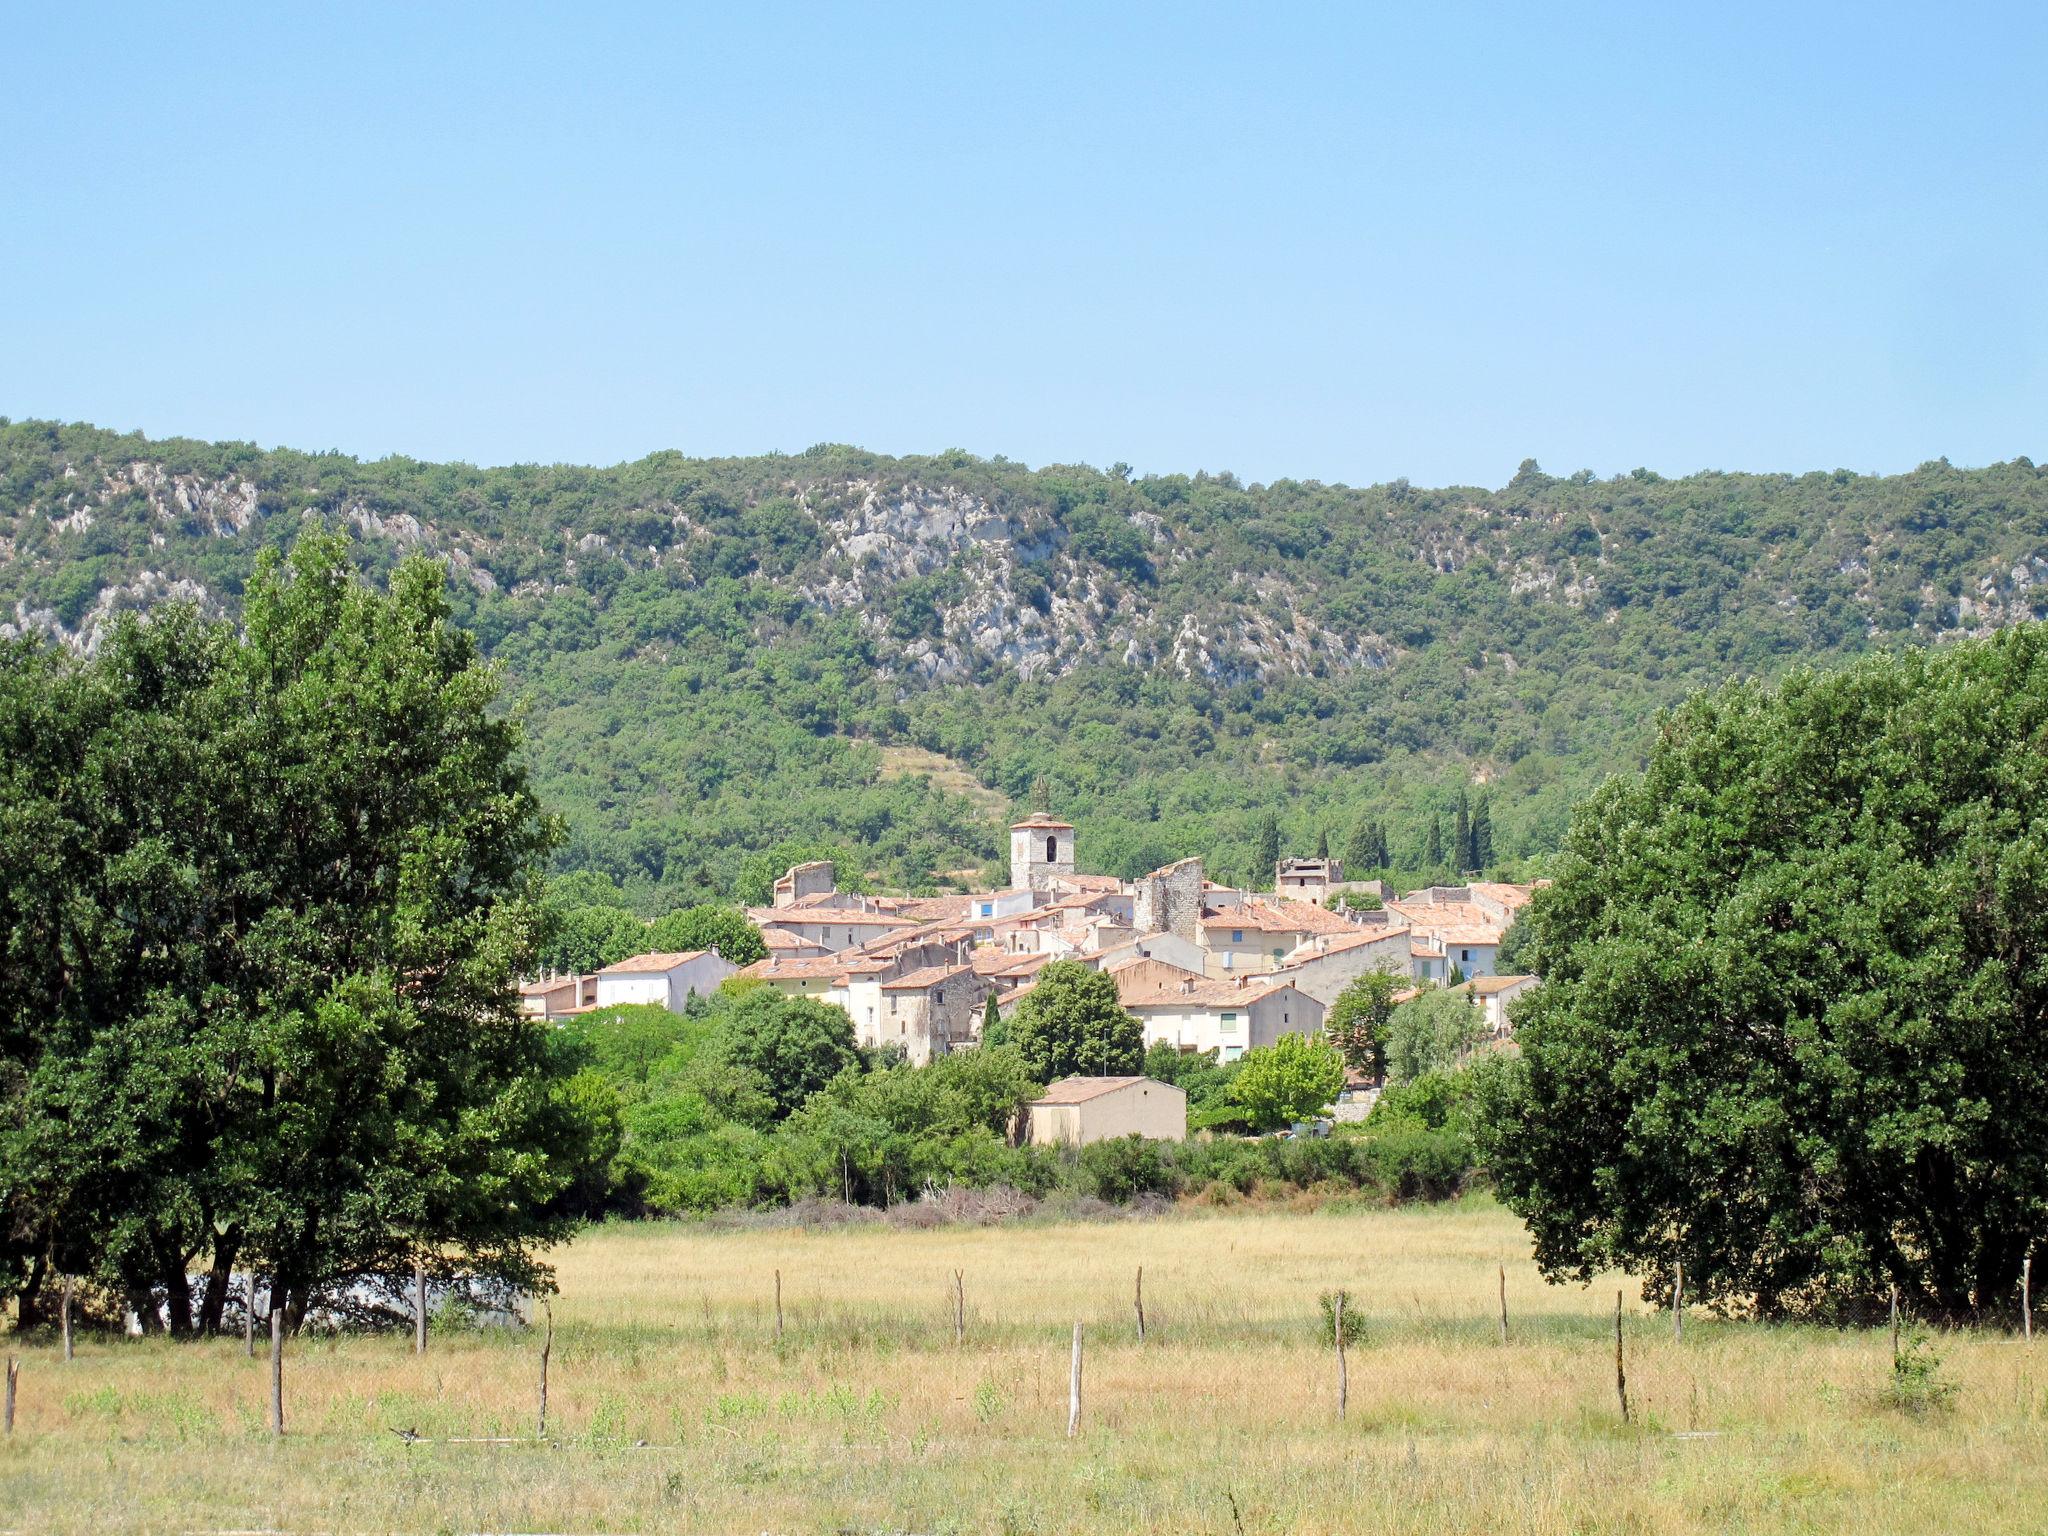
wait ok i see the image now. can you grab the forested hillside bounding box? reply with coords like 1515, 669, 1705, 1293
3, 417, 2043, 908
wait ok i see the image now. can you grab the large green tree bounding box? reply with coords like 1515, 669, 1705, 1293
1226, 1034, 1346, 1131
1385, 987, 1486, 1082
1476, 628, 2048, 1321
1325, 969, 1402, 1082
0, 535, 588, 1335
711, 988, 861, 1116
647, 903, 767, 965
1008, 961, 1142, 1081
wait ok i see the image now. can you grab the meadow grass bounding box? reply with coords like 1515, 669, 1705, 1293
2, 1194, 2043, 1534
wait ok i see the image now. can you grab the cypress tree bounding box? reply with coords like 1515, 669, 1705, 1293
1425, 815, 1444, 868
1454, 789, 1473, 873
1316, 826, 1331, 861
1472, 793, 1494, 871
1253, 811, 1281, 884
1372, 820, 1390, 870
1345, 818, 1374, 872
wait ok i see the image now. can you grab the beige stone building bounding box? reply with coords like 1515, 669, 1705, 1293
1025, 1076, 1187, 1146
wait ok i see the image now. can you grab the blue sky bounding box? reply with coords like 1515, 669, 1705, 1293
4, 2, 2043, 487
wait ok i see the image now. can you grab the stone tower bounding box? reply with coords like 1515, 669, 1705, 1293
1009, 813, 1076, 894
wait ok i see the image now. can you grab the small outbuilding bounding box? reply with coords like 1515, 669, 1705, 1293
1025, 1076, 1187, 1148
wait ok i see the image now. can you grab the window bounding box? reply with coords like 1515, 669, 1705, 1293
980, 903, 993, 917
1232, 929, 1243, 944
1220, 1011, 1239, 1033
1460, 948, 1471, 962
1046, 835, 1057, 862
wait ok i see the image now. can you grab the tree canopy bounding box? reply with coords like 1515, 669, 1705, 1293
1325, 970, 1402, 1082
1227, 1034, 1347, 1131
0, 535, 589, 1335
1007, 962, 1143, 1081
1476, 627, 2048, 1321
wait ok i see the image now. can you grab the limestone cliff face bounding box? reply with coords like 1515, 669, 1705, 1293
3, 427, 2045, 694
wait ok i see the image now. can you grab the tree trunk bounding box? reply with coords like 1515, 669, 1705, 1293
126, 1287, 161, 1335
15, 1254, 47, 1331
197, 1230, 240, 1336
158, 1246, 195, 1338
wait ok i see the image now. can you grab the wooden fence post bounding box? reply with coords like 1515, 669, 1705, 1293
953, 1270, 965, 1346
537, 1300, 554, 1439
1673, 1261, 1684, 1342
2024, 1255, 2033, 1343
1067, 1322, 1083, 1438
1613, 1290, 1629, 1425
1497, 1260, 1508, 1345
4, 1357, 16, 1434
244, 1273, 256, 1359
414, 1262, 428, 1355
268, 1307, 284, 1439
774, 1269, 784, 1342
1333, 1292, 1348, 1421
61, 1276, 74, 1362
1134, 1266, 1146, 1344
1890, 1283, 1900, 1366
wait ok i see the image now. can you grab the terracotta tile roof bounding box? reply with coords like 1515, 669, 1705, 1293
597, 950, 712, 975
1266, 897, 1368, 936
1123, 973, 1304, 1009
1031, 1075, 1155, 1105
1110, 958, 1208, 1003
1459, 974, 1538, 996
880, 963, 974, 991
1011, 813, 1075, 829
1049, 872, 1124, 893
1280, 926, 1412, 962
893, 895, 972, 923
738, 955, 852, 980
972, 950, 1052, 979
1388, 899, 1509, 946
763, 929, 828, 953
1469, 881, 1542, 909
1199, 898, 1350, 936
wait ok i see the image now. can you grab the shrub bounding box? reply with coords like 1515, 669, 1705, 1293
1882, 1326, 1959, 1416
1074, 1136, 1179, 1202
1318, 1289, 1366, 1344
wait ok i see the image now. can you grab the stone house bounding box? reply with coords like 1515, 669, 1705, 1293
1119, 971, 1325, 1062
1449, 973, 1539, 1036
592, 950, 739, 1012
1025, 1076, 1187, 1146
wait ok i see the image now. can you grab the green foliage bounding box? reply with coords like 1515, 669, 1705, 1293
1325, 970, 1401, 1079
541, 904, 645, 974
10, 424, 2048, 914
1385, 987, 1486, 1082
1227, 1034, 1347, 1131
1475, 626, 2048, 1321
647, 903, 766, 965
0, 533, 579, 1329
1072, 1136, 1176, 1202
709, 989, 862, 1117
558, 1003, 713, 1086
1008, 962, 1142, 1081
1318, 1289, 1366, 1344
1883, 1326, 1958, 1416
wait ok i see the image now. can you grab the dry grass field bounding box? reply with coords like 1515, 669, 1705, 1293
2, 1195, 2044, 1534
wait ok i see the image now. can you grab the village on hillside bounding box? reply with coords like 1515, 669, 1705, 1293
520, 814, 1543, 1126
